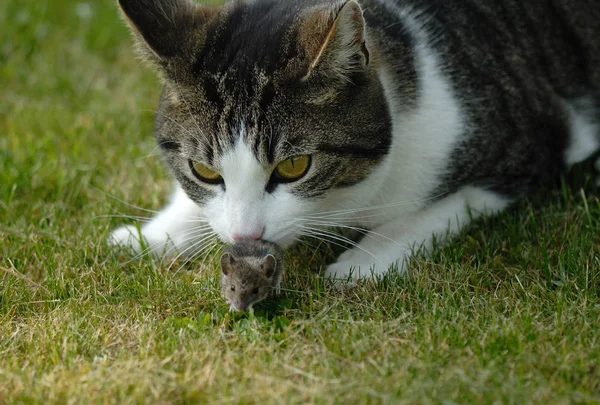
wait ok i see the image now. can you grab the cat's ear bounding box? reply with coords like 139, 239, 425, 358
118, 0, 218, 65
261, 255, 277, 279
303, 0, 370, 80
220, 253, 235, 276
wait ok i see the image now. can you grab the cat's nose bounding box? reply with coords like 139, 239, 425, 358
232, 227, 264, 241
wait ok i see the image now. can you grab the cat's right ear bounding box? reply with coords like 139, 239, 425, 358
302, 0, 370, 81
118, 0, 218, 66
220, 253, 235, 276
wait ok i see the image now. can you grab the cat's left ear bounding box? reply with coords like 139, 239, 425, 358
304, 0, 370, 80
118, 0, 218, 67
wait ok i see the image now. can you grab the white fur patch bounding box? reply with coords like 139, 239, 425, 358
565, 98, 600, 165
109, 186, 208, 257
204, 136, 309, 246
325, 187, 511, 281
219, 136, 269, 240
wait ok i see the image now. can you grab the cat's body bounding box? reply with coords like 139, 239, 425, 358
111, 0, 600, 281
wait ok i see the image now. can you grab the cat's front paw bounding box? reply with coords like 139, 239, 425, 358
325, 255, 406, 286
108, 225, 144, 254
324, 260, 375, 286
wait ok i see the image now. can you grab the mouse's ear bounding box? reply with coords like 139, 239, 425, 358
261, 254, 277, 278
220, 253, 236, 275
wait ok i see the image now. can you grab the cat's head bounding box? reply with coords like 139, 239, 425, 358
119, 0, 392, 246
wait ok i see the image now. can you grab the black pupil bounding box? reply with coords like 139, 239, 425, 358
231, 285, 235, 291
252, 288, 259, 294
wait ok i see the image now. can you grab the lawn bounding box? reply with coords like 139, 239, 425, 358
1, 0, 599, 403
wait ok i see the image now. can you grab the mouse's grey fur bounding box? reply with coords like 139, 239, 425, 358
220, 241, 284, 311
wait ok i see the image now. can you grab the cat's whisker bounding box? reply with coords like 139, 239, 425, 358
123, 138, 178, 163
298, 226, 382, 264
172, 239, 214, 272
100, 214, 211, 226
118, 239, 172, 268
187, 236, 219, 265
94, 214, 153, 223
161, 227, 217, 260
297, 229, 363, 259
205, 243, 226, 271
289, 236, 343, 267
93, 187, 162, 215
188, 237, 223, 274
173, 237, 220, 276
291, 235, 337, 258
302, 209, 394, 222
300, 219, 404, 249
117, 225, 215, 267
129, 152, 163, 163
167, 231, 219, 274
304, 192, 448, 219
300, 214, 382, 225
115, 227, 197, 267
160, 233, 214, 265
291, 236, 323, 253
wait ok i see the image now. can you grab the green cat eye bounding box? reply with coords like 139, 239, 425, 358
274, 155, 311, 182
190, 160, 222, 184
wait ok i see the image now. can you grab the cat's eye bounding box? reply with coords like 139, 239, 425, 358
274, 155, 311, 182
190, 160, 222, 184
230, 285, 235, 291
252, 288, 259, 294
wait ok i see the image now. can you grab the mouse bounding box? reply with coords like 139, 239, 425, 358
220, 240, 284, 312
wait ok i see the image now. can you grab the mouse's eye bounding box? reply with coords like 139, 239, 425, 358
252, 288, 259, 294
230, 285, 235, 291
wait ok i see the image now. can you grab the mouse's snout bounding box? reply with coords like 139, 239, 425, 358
230, 299, 253, 312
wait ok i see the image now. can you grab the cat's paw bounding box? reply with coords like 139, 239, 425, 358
108, 225, 145, 254
324, 260, 375, 287
325, 255, 406, 286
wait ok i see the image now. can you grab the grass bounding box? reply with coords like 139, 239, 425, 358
1, 0, 599, 403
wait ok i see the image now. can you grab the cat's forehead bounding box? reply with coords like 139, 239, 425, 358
194, 1, 311, 88
176, 3, 321, 165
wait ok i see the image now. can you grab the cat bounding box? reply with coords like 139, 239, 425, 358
110, 0, 600, 282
